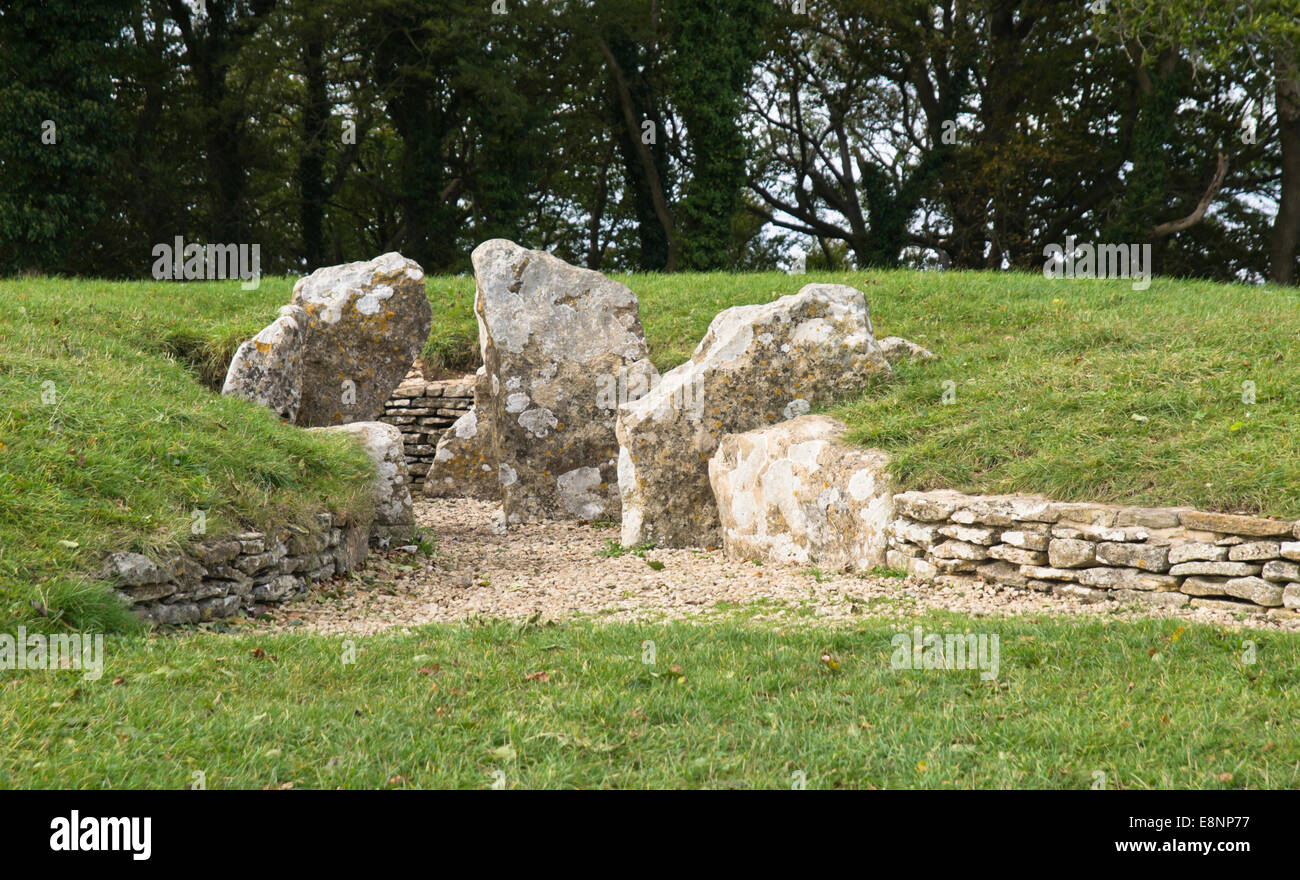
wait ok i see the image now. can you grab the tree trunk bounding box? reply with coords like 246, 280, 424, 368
298, 30, 327, 270
1270, 60, 1300, 285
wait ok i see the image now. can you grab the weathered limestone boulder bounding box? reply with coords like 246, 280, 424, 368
291, 252, 431, 426
473, 239, 657, 523
424, 367, 499, 500
306, 421, 413, 539
878, 336, 938, 365
221, 305, 309, 421
709, 415, 893, 569
617, 283, 893, 548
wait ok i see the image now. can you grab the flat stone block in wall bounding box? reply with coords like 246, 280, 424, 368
708, 415, 893, 569
1178, 510, 1292, 537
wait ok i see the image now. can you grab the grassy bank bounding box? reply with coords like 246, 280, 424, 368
428, 269, 1300, 517
0, 278, 375, 631
2, 612, 1293, 789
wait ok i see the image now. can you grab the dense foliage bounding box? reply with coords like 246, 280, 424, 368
1, 0, 1297, 282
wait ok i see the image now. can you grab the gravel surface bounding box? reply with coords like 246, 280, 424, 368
256, 498, 1300, 636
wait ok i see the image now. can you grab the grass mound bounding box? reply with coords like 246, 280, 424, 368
1, 278, 374, 632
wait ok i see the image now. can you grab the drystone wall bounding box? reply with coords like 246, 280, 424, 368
379, 371, 475, 487
99, 512, 369, 624
886, 490, 1300, 617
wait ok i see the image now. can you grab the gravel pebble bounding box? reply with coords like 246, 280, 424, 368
256, 499, 1300, 636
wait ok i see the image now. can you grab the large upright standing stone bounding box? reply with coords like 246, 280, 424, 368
473, 239, 658, 523
291, 252, 431, 427
617, 284, 893, 548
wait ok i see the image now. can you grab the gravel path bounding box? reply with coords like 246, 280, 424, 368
255, 499, 1300, 636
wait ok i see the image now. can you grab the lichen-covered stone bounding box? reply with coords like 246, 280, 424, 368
1178, 510, 1292, 537
1168, 560, 1261, 577
878, 336, 938, 365
1222, 576, 1284, 606
1076, 567, 1179, 591
1048, 538, 1096, 569
618, 283, 892, 548
221, 305, 309, 421
1095, 541, 1170, 572
1168, 542, 1227, 564
1226, 541, 1280, 561
307, 421, 412, 536
291, 252, 431, 426
472, 240, 657, 524
424, 368, 499, 500
708, 415, 893, 569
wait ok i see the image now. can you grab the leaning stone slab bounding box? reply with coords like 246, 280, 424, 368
291, 252, 432, 426
1178, 510, 1292, 538
424, 368, 499, 500
474, 240, 657, 524
708, 415, 893, 569
306, 421, 412, 539
222, 305, 309, 421
618, 283, 892, 547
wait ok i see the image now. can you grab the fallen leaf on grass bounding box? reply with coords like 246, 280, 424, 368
524, 671, 550, 683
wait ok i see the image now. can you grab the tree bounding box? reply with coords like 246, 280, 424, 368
0, 0, 133, 273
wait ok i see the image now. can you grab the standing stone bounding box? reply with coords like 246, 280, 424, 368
709, 415, 893, 569
306, 422, 413, 539
291, 252, 432, 426
473, 239, 658, 523
617, 284, 892, 548
221, 305, 309, 421
424, 368, 500, 500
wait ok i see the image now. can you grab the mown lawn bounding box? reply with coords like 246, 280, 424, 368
1, 612, 1294, 789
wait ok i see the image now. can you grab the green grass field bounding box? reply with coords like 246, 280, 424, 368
2, 612, 1292, 789
5, 269, 1300, 789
